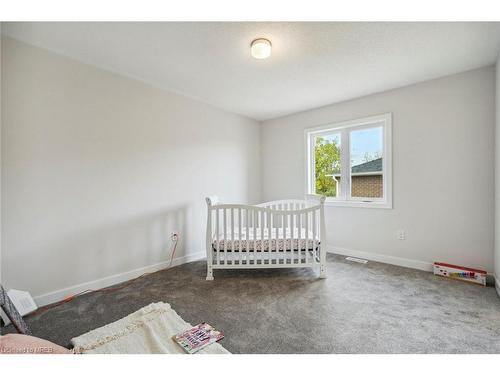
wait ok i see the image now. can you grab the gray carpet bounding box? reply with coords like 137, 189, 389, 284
2, 253, 500, 353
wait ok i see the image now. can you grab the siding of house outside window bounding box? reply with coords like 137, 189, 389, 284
351, 175, 383, 197
332, 157, 383, 198
335, 175, 383, 198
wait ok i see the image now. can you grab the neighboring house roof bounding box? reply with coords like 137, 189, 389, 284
330, 157, 382, 177
351, 158, 382, 174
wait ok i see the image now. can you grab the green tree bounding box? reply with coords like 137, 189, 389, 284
315, 137, 341, 197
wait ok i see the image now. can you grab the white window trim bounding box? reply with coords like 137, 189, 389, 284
305, 113, 393, 209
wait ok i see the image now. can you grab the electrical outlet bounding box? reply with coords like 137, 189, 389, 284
397, 230, 405, 240
171, 232, 179, 242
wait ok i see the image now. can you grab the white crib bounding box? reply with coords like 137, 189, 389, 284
205, 195, 326, 280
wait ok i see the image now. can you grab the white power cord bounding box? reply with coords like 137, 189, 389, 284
168, 233, 179, 268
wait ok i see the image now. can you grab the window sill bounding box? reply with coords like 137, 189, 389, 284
324, 199, 393, 209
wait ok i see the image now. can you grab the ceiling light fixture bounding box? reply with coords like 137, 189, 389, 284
251, 38, 272, 59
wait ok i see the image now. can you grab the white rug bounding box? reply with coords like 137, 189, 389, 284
71, 302, 230, 354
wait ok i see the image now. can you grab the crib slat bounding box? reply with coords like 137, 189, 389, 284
267, 210, 272, 265
305, 211, 310, 265
309, 211, 314, 263
288, 202, 292, 228
276, 209, 285, 264
300, 213, 307, 263
254, 209, 258, 264
282, 211, 286, 265
263, 207, 267, 230
253, 209, 257, 265
216, 208, 220, 266
230, 208, 234, 266
312, 209, 317, 264
298, 212, 302, 264
310, 211, 314, 264
238, 208, 242, 265
246, 208, 250, 265
280, 206, 283, 263
223, 208, 227, 264
273, 210, 277, 264
260, 211, 264, 264
291, 213, 295, 265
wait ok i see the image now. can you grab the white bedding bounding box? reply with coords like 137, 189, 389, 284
212, 227, 319, 251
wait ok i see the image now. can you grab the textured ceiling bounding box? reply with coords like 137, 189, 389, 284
3, 22, 500, 121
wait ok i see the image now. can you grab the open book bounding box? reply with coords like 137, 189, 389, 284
172, 323, 224, 354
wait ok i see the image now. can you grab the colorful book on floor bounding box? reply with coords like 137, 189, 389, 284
172, 323, 224, 354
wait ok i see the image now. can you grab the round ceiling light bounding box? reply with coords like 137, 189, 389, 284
251, 38, 272, 59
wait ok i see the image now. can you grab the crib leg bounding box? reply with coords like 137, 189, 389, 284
206, 265, 214, 281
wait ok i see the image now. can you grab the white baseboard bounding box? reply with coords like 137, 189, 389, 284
34, 251, 206, 307
326, 245, 433, 272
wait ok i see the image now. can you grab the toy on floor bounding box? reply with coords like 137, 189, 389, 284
433, 262, 486, 286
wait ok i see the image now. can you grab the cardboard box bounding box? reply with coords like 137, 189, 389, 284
433, 262, 486, 286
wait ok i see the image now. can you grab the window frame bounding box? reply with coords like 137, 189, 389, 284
305, 113, 392, 209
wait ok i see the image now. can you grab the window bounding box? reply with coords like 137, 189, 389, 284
305, 113, 392, 208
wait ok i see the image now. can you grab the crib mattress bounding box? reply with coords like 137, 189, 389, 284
212, 228, 319, 252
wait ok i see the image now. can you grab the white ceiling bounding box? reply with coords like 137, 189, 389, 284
3, 22, 500, 121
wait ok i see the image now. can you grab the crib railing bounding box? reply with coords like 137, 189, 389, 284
205, 195, 326, 280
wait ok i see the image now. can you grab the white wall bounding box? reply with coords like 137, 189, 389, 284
495, 57, 500, 294
1, 36, 260, 304
261, 67, 495, 272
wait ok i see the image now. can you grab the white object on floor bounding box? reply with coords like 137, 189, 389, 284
205, 195, 327, 280
0, 289, 37, 326
345, 257, 368, 264
70, 302, 230, 354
